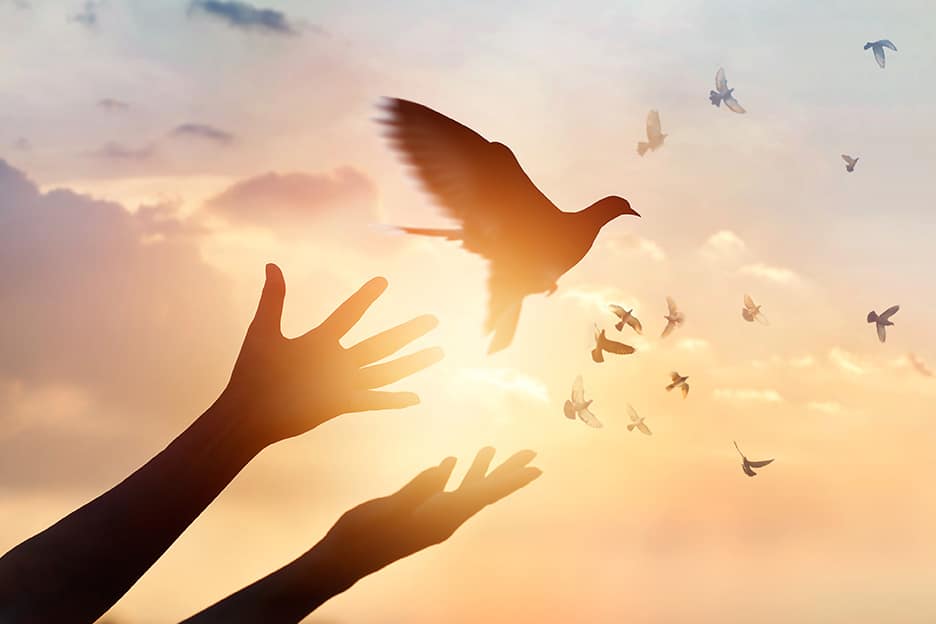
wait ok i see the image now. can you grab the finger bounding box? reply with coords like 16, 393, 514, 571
356, 347, 444, 389
479, 466, 542, 506
346, 314, 439, 366
459, 446, 496, 489
391, 457, 457, 508
316, 277, 388, 340
347, 390, 421, 413
485, 450, 537, 483
249, 263, 285, 338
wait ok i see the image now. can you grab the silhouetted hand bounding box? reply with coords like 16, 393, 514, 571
221, 264, 443, 447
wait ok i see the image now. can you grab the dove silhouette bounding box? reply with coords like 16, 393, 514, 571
734, 441, 774, 477
865, 40, 897, 68
709, 67, 746, 114
563, 375, 602, 428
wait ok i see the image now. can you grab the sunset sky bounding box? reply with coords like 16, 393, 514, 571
3, 1, 936, 622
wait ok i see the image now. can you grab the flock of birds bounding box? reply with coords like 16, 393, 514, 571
378, 40, 900, 478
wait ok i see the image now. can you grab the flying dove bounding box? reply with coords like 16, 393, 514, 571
592, 326, 636, 363
709, 67, 746, 114
742, 294, 768, 325
609, 304, 643, 334
626, 404, 651, 435
733, 441, 774, 477
563, 374, 602, 428
864, 40, 897, 68
661, 296, 685, 338
841, 154, 859, 172
867, 305, 899, 343
637, 110, 667, 156
666, 371, 689, 399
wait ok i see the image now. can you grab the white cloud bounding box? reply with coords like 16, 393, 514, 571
701, 230, 746, 260
604, 233, 666, 262
561, 285, 640, 316
828, 348, 869, 375
713, 388, 783, 403
807, 401, 844, 414
454, 367, 549, 403
738, 263, 801, 285
677, 338, 710, 352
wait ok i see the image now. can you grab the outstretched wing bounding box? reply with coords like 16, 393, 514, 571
578, 406, 603, 428
873, 45, 886, 68
724, 94, 746, 114
715, 67, 727, 92
880, 39, 897, 51
748, 458, 774, 468
877, 323, 887, 343
755, 311, 769, 326
742, 462, 757, 477
572, 375, 585, 404
670, 371, 682, 382
637, 421, 652, 435
661, 319, 677, 338
880, 305, 899, 320
666, 296, 679, 316
841, 154, 856, 166
627, 315, 643, 335
626, 403, 640, 422
742, 308, 755, 322
744, 294, 756, 310
646, 110, 663, 141
609, 304, 626, 319
602, 337, 636, 355
680, 383, 690, 399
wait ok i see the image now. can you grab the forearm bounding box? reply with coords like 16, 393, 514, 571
0, 396, 262, 623
180, 542, 355, 624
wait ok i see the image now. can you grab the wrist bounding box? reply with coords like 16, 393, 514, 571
198, 391, 271, 459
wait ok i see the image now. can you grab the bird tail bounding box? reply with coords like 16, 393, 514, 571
615, 320, 625, 332
591, 347, 604, 363
709, 91, 722, 106
396, 226, 463, 240
627, 423, 636, 432
637, 142, 649, 156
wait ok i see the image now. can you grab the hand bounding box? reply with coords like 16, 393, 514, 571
316, 448, 542, 588
219, 264, 443, 447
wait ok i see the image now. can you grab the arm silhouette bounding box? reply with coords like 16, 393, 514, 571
0, 264, 442, 623
181, 447, 541, 624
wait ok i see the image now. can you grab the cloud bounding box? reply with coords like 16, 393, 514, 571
676, 338, 709, 352
188, 0, 305, 35
92, 141, 157, 162
69, 1, 99, 28
171, 123, 235, 145
713, 388, 783, 403
807, 401, 844, 414
738, 263, 801, 285
97, 98, 130, 112
789, 355, 816, 368
454, 368, 549, 404
828, 348, 869, 375
700, 230, 746, 260
560, 285, 639, 316
603, 233, 666, 262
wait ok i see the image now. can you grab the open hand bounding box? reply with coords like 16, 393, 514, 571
219, 264, 443, 447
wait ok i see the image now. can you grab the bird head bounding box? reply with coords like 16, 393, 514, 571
587, 196, 639, 222
864, 42, 873, 49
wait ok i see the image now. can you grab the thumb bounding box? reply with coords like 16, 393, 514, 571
250, 263, 285, 338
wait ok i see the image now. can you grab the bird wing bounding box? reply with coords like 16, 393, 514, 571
626, 404, 639, 422
880, 39, 897, 51
661, 319, 676, 338
646, 110, 663, 141
880, 305, 899, 320
637, 421, 652, 435
577, 406, 603, 428
715, 67, 727, 92
742, 308, 755, 322
873, 45, 886, 68
602, 337, 636, 355
609, 304, 626, 319
627, 315, 643, 335
572, 375, 585, 404
666, 296, 679, 315
744, 294, 756, 310
681, 383, 690, 399
724, 94, 746, 114
670, 371, 682, 382
755, 310, 769, 326
747, 458, 774, 468
877, 323, 887, 343
841, 154, 856, 166
742, 462, 757, 477
563, 400, 576, 420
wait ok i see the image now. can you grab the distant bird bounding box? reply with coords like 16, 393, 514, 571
864, 39, 897, 68
637, 110, 667, 156
665, 371, 690, 399
563, 374, 602, 428
709, 67, 746, 114
591, 326, 636, 363
742, 294, 768, 324
733, 441, 774, 477
609, 304, 643, 334
626, 404, 651, 435
380, 98, 640, 354
660, 296, 685, 338
867, 305, 899, 343
841, 154, 859, 172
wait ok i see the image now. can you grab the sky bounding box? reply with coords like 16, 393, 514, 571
2, 1, 936, 622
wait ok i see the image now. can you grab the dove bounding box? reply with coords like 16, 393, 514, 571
563, 374, 602, 428
665, 371, 689, 399
609, 304, 643, 334
864, 40, 897, 68
841, 154, 859, 172
660, 296, 685, 338
380, 98, 640, 354
591, 326, 636, 363
637, 110, 667, 156
867, 305, 899, 343
733, 441, 774, 477
742, 294, 768, 324
709, 67, 746, 114
626, 404, 651, 435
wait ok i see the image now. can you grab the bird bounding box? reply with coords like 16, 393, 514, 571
733, 441, 774, 477
637, 110, 666, 156
660, 296, 685, 338
867, 305, 899, 343
842, 154, 859, 172
591, 326, 636, 363
864, 40, 897, 68
563, 375, 602, 428
709, 67, 746, 114
609, 304, 642, 334
666, 371, 689, 399
626, 404, 651, 435
742, 294, 768, 324
379, 98, 640, 354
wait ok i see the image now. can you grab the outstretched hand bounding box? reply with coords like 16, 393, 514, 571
220, 264, 443, 447
318, 447, 542, 588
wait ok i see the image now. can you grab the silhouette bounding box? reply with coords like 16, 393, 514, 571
591, 326, 636, 363
626, 404, 652, 435
733, 441, 774, 477
868, 304, 899, 342
563, 374, 602, 428
841, 154, 859, 172
666, 371, 690, 398
637, 110, 666, 156
660, 296, 685, 338
182, 448, 541, 622
865, 39, 897, 68
0, 264, 442, 623
742, 293, 768, 324
709, 67, 746, 113
609, 304, 643, 334
379, 98, 640, 353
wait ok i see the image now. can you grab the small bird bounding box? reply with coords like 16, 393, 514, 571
867, 305, 899, 343
563, 374, 602, 428
742, 294, 768, 324
841, 154, 859, 172
864, 40, 897, 68
665, 371, 689, 399
609, 304, 643, 334
380, 98, 640, 354
637, 110, 667, 156
591, 326, 636, 363
626, 404, 651, 435
709, 67, 746, 114
733, 441, 774, 477
661, 296, 685, 338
